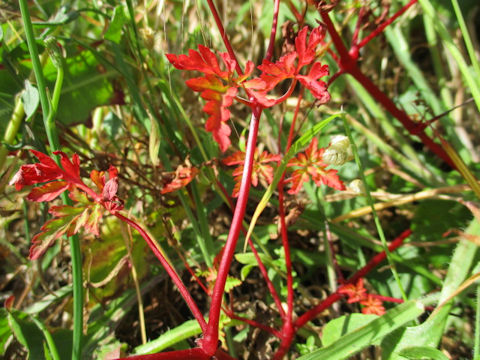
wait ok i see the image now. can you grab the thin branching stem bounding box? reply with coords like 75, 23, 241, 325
319, 7, 456, 169
294, 229, 411, 328
114, 213, 207, 332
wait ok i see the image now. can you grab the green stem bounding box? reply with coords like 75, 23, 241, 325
18, 3, 83, 359
31, 316, 61, 360
419, 0, 480, 113
451, 0, 480, 85
0, 96, 25, 173
342, 114, 407, 301
475, 285, 480, 359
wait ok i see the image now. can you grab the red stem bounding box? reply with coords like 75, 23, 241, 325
294, 229, 411, 329
225, 310, 281, 337
205, 0, 244, 76
325, 221, 344, 284
319, 9, 456, 169
278, 187, 294, 322
114, 213, 207, 332
356, 0, 418, 50
120, 348, 209, 360
265, 0, 281, 62
372, 294, 404, 304
271, 91, 305, 359
216, 180, 286, 319
119, 348, 236, 360
201, 106, 262, 356
247, 237, 286, 319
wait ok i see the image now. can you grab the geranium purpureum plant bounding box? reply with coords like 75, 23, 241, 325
6, 0, 480, 359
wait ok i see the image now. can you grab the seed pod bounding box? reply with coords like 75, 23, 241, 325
329, 135, 350, 151
323, 147, 348, 165
323, 135, 353, 166
349, 179, 365, 195
44, 37, 63, 69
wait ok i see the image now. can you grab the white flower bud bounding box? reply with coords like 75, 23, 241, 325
322, 135, 353, 166
323, 147, 348, 165
348, 179, 365, 194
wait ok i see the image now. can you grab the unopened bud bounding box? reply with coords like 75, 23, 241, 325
348, 179, 365, 195
44, 37, 63, 69
323, 147, 348, 165
323, 135, 353, 166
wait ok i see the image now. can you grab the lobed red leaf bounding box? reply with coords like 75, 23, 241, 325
27, 180, 69, 202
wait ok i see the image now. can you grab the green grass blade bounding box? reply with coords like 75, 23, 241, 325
342, 114, 407, 300
419, 0, 480, 113
297, 300, 425, 360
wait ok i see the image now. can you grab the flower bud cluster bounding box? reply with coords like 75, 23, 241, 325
322, 135, 353, 166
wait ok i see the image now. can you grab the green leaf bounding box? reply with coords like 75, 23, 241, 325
411, 200, 470, 242
133, 319, 203, 355
43, 50, 119, 126
321, 313, 379, 347
149, 118, 161, 167
7, 310, 45, 359
381, 219, 480, 358
398, 346, 449, 360
0, 309, 12, 356
104, 6, 128, 44
225, 276, 242, 292
297, 300, 425, 360
21, 80, 39, 121
29, 211, 79, 260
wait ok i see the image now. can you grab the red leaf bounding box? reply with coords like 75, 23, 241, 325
27, 180, 69, 202
339, 279, 367, 304
167, 45, 227, 78
90, 169, 105, 192
286, 138, 345, 194
296, 62, 331, 103
360, 295, 385, 316
296, 26, 326, 68
10, 150, 63, 190
254, 52, 297, 91
29, 207, 82, 260
167, 46, 244, 152
29, 202, 105, 259
10, 150, 83, 194
223, 149, 280, 197
203, 87, 238, 152
54, 151, 81, 183
161, 164, 199, 194
102, 166, 119, 201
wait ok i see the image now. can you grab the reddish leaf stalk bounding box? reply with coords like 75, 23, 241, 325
205, 0, 244, 76
319, 8, 456, 169
216, 179, 286, 318
265, 0, 282, 62
114, 213, 207, 332
121, 348, 236, 360
294, 228, 411, 329
247, 237, 286, 319
371, 294, 404, 304
356, 0, 418, 50
278, 187, 294, 323
271, 92, 305, 359
201, 106, 262, 356
224, 310, 281, 337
